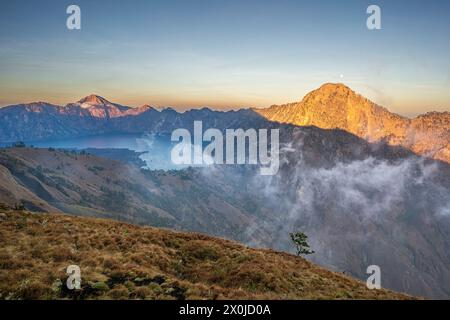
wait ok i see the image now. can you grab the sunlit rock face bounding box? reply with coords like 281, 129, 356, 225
255, 83, 449, 163
75, 94, 142, 118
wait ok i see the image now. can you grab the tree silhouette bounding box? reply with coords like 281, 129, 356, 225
290, 232, 314, 256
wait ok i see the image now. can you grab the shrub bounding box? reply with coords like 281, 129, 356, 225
15, 279, 52, 299
108, 285, 129, 299
132, 286, 151, 299
91, 281, 109, 292
103, 257, 121, 270
48, 246, 77, 262
14, 202, 26, 211
0, 251, 15, 269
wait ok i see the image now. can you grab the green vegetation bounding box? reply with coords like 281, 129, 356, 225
13, 202, 25, 211
290, 232, 315, 256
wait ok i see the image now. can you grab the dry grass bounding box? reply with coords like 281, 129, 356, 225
0, 207, 412, 300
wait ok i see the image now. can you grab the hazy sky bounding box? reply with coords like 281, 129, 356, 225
1, 0, 449, 116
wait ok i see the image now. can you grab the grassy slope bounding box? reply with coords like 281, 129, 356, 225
0, 207, 411, 300
0, 148, 264, 241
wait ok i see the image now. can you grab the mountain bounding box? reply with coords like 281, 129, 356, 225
255, 83, 450, 163
0, 207, 411, 299
0, 86, 449, 298
256, 137, 450, 299
0, 147, 267, 242
73, 94, 154, 118
78, 94, 116, 106
408, 112, 450, 163
1, 87, 448, 165
0, 146, 449, 298
74, 94, 131, 118
0, 97, 269, 143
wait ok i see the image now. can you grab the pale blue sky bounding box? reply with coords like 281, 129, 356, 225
0, 0, 449, 116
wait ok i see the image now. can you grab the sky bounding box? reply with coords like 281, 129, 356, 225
0, 0, 449, 116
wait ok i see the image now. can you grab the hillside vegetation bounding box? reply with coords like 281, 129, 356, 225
0, 147, 448, 298
0, 207, 411, 300
0, 147, 266, 243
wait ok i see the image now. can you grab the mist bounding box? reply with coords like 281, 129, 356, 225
241, 140, 450, 298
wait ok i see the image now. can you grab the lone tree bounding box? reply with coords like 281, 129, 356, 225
290, 232, 314, 256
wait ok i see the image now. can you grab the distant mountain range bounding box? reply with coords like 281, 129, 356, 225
0, 95, 272, 147
1, 84, 448, 163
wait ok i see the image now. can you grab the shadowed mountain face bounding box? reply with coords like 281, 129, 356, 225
251, 134, 450, 299
255, 83, 450, 163
0, 96, 271, 143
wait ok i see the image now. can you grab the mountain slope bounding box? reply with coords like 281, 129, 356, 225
0, 147, 269, 242
0, 207, 411, 300
0, 146, 449, 298
255, 83, 450, 163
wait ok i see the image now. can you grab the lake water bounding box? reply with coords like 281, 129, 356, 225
25, 133, 184, 170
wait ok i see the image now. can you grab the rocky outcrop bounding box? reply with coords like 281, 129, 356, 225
255, 83, 449, 163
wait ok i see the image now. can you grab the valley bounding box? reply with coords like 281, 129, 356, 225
0, 140, 449, 299
0, 84, 449, 299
